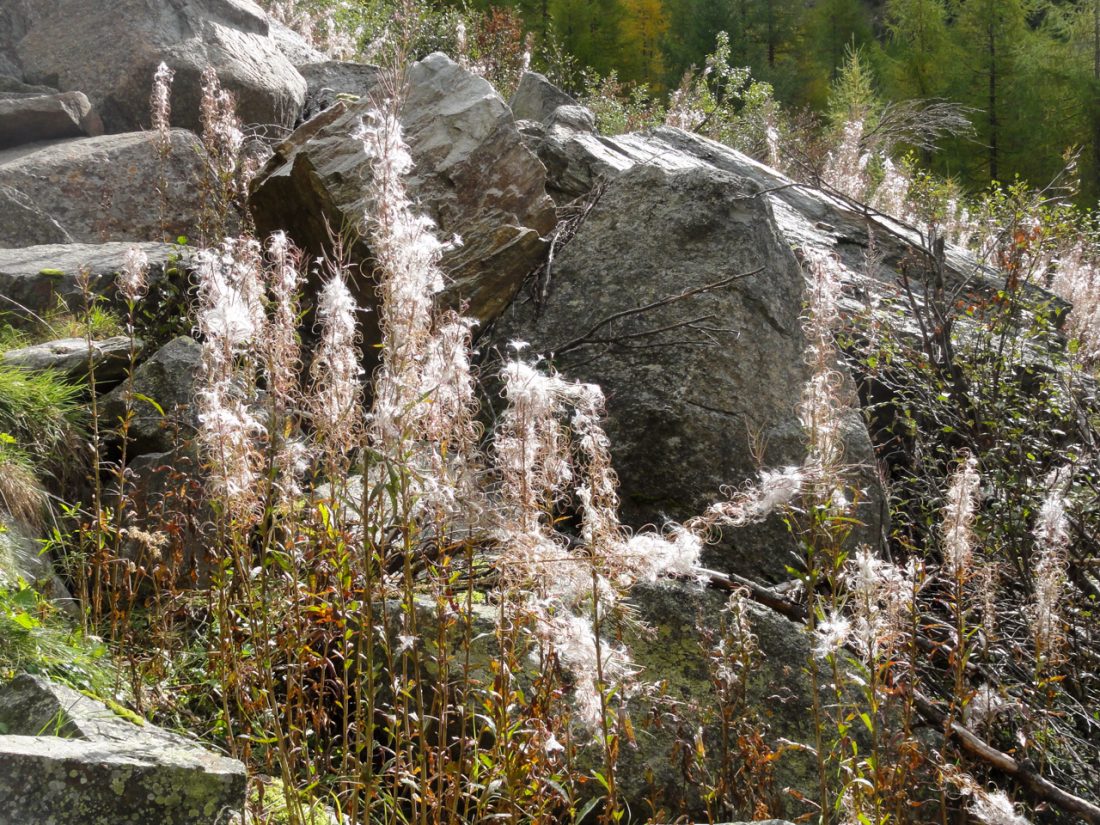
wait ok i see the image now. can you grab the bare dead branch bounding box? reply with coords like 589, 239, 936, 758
551, 266, 764, 356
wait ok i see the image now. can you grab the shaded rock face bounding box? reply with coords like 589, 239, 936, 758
0, 90, 102, 148
0, 129, 206, 246
0, 242, 179, 323
492, 161, 881, 581
0, 674, 246, 824
100, 335, 202, 456
296, 59, 381, 122
251, 52, 557, 342
16, 0, 306, 134
619, 581, 820, 822
2, 335, 135, 385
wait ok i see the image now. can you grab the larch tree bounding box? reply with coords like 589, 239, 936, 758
883, 0, 953, 99
617, 0, 671, 87
951, 0, 1031, 182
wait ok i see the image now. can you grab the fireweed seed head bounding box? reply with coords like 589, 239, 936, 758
942, 452, 981, 579
150, 62, 174, 140
118, 245, 149, 303
1031, 466, 1072, 662
311, 270, 363, 451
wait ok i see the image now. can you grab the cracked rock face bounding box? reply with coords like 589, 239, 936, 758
490, 160, 883, 582
251, 52, 557, 357
0, 674, 246, 825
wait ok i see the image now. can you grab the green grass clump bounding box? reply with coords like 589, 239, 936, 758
0, 575, 113, 698
0, 365, 84, 473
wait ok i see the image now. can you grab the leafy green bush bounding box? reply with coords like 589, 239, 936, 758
0, 576, 112, 696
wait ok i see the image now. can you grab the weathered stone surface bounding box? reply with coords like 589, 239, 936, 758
16, 0, 306, 134
251, 52, 557, 334
0, 242, 178, 324
0, 75, 56, 96
296, 59, 380, 122
0, 183, 71, 247
0, 674, 245, 824
510, 70, 579, 124
0, 90, 102, 148
100, 336, 202, 456
492, 161, 882, 582
0, 130, 206, 245
269, 19, 326, 68
0, 736, 244, 824
0, 519, 71, 604
2, 336, 136, 385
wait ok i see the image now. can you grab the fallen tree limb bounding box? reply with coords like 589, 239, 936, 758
550, 266, 764, 356
695, 566, 1100, 824
912, 691, 1100, 824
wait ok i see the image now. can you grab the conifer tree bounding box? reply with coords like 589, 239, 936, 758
883, 0, 953, 99
951, 0, 1030, 182
617, 0, 671, 87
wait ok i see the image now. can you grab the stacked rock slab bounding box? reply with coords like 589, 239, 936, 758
0, 242, 179, 321
15, 0, 306, 133
0, 674, 246, 825
250, 52, 557, 346
0, 89, 102, 148
0, 130, 206, 246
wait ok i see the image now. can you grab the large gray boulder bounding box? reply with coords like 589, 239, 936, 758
100, 336, 202, 456
492, 161, 882, 582
0, 674, 245, 824
251, 52, 557, 334
0, 130, 206, 246
0, 90, 101, 148
523, 111, 1006, 327
0, 242, 178, 324
509, 70, 580, 125
16, 0, 306, 134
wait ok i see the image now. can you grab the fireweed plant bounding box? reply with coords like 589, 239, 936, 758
56, 55, 1100, 825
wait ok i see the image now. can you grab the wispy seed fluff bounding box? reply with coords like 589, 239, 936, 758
310, 265, 363, 458
354, 103, 480, 518
842, 545, 914, 663
799, 248, 848, 479
941, 452, 981, 580
1031, 466, 1071, 664
494, 360, 702, 724
118, 245, 149, 303
263, 232, 307, 503
193, 241, 266, 519
150, 62, 174, 146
